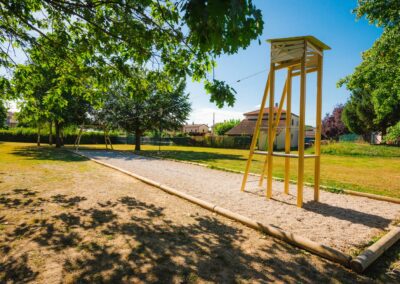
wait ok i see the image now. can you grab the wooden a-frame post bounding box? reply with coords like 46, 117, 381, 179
240, 36, 330, 208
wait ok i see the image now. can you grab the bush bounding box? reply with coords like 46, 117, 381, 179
140, 135, 251, 149
385, 122, 400, 144
213, 119, 241, 135
0, 127, 124, 144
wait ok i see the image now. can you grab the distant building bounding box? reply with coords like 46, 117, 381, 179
182, 123, 209, 135
370, 132, 383, 145
305, 126, 316, 145
226, 107, 299, 150
6, 112, 18, 128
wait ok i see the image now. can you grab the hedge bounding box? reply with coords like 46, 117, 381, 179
140, 136, 252, 149
0, 129, 124, 144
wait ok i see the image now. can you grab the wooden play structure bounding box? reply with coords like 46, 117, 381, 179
241, 36, 330, 207
74, 124, 114, 151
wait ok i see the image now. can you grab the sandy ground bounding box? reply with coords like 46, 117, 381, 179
79, 150, 400, 253
0, 145, 370, 283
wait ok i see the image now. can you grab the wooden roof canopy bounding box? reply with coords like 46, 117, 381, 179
267, 36, 330, 72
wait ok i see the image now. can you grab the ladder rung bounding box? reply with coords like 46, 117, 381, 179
253, 151, 318, 159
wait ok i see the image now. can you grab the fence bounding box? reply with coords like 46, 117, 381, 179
131, 135, 252, 149
339, 133, 363, 142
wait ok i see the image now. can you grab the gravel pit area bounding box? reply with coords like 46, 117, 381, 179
79, 150, 400, 253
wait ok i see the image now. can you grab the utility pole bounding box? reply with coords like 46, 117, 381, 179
212, 112, 215, 135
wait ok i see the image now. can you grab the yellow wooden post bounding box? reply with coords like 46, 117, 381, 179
259, 79, 287, 186
314, 53, 323, 201
266, 63, 275, 199
240, 73, 270, 192
284, 67, 292, 194
297, 41, 307, 207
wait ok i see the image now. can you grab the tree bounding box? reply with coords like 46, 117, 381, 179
321, 104, 349, 140
11, 34, 94, 147
0, 99, 7, 128
339, 0, 400, 136
100, 76, 191, 150
0, 0, 264, 108
213, 119, 240, 135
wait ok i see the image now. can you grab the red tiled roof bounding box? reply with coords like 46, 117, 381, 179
243, 107, 286, 116
243, 108, 299, 118
225, 119, 285, 136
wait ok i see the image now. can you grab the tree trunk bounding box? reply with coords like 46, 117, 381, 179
37, 124, 41, 147
60, 128, 64, 146
135, 129, 141, 151
49, 121, 53, 146
55, 121, 62, 148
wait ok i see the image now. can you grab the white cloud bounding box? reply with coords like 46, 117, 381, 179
188, 107, 244, 126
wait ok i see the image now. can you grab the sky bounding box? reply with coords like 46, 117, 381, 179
187, 0, 382, 126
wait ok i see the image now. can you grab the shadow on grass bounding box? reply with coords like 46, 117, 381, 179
80, 148, 246, 164
0, 190, 367, 283
11, 146, 86, 162
140, 149, 246, 163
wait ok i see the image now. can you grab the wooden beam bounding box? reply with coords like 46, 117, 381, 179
266, 63, 275, 199
255, 151, 318, 158
284, 67, 292, 194
259, 78, 287, 186
240, 72, 270, 192
314, 54, 323, 201
297, 42, 307, 207
291, 67, 318, 77
275, 59, 301, 70
306, 40, 323, 56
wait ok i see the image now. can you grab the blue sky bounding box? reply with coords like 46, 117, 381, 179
187, 0, 382, 126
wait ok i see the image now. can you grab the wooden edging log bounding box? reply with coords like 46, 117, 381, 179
70, 150, 352, 268
351, 227, 400, 273
344, 190, 400, 205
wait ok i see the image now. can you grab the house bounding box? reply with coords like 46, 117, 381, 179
6, 111, 18, 128
226, 107, 299, 150
182, 123, 209, 135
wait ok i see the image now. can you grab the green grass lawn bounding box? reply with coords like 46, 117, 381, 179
75, 142, 400, 199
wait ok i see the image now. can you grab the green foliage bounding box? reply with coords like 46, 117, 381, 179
0, 128, 123, 144
98, 76, 191, 149
354, 0, 400, 28
339, 0, 400, 136
0, 0, 264, 107
213, 119, 240, 135
140, 135, 251, 149
0, 100, 7, 128
205, 80, 236, 108
384, 121, 400, 143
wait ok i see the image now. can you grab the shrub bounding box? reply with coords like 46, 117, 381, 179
213, 119, 241, 135
0, 127, 123, 144
385, 122, 400, 144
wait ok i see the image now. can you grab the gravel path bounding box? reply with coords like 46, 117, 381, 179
80, 149, 400, 253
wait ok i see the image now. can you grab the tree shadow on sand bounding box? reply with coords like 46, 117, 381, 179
11, 146, 87, 162
0, 189, 372, 283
